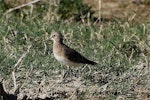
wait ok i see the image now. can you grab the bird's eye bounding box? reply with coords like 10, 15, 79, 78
52, 35, 55, 38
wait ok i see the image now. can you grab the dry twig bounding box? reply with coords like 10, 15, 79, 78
13, 45, 32, 70
5, 0, 41, 14
12, 45, 32, 95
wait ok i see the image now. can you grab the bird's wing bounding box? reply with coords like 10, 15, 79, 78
63, 45, 96, 65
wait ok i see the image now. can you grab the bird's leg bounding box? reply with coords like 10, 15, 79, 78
60, 65, 66, 81
61, 65, 70, 81
73, 67, 81, 78
60, 66, 65, 82
81, 65, 92, 76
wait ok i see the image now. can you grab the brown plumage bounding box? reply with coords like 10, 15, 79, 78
50, 31, 97, 67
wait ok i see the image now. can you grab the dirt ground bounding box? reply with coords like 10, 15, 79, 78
83, 0, 150, 22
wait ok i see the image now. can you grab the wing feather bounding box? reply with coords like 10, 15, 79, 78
63, 45, 97, 65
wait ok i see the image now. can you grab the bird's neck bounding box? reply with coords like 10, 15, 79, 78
53, 40, 63, 45
53, 40, 64, 52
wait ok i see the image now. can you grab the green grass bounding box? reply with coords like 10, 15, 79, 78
0, 2, 150, 100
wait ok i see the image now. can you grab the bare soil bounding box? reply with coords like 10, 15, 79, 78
84, 0, 150, 22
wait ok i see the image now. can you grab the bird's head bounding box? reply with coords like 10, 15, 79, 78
50, 31, 63, 43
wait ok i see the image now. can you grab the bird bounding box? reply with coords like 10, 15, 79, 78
50, 31, 97, 67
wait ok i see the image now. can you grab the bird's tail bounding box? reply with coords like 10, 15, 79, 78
87, 60, 97, 65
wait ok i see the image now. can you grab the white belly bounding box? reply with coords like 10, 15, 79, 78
54, 53, 83, 67
54, 53, 66, 64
